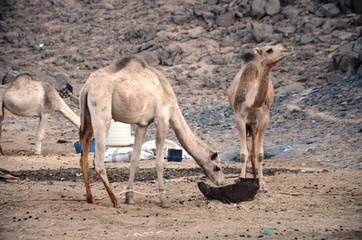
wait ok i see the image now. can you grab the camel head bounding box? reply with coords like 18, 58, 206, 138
254, 44, 286, 67
202, 152, 224, 186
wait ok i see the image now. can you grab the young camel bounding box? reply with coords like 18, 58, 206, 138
79, 56, 224, 208
228, 44, 285, 192
0, 73, 80, 155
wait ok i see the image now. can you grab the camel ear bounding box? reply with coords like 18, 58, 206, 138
254, 48, 262, 56
210, 152, 219, 161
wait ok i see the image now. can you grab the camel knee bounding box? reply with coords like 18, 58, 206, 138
94, 164, 106, 177
240, 154, 247, 163
257, 153, 264, 163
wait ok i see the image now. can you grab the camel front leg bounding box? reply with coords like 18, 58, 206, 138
0, 110, 5, 155
154, 118, 170, 208
35, 113, 50, 155
93, 120, 121, 208
125, 125, 147, 205
236, 117, 248, 178
256, 117, 269, 192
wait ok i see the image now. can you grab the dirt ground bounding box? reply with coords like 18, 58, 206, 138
1, 0, 362, 239
0, 114, 361, 240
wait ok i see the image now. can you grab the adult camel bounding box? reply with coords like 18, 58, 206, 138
228, 44, 286, 192
0, 73, 80, 155
79, 56, 224, 208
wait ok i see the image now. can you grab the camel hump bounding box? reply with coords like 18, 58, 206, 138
241, 52, 257, 63
113, 56, 147, 72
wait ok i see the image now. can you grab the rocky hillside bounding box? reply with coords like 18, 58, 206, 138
0, 0, 361, 166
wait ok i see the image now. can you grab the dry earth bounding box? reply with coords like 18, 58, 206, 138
0, 0, 362, 239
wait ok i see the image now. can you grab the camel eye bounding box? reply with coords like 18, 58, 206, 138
267, 48, 273, 54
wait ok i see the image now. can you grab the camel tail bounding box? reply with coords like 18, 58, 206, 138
79, 87, 93, 146
0, 85, 7, 155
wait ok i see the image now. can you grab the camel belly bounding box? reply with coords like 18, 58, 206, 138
3, 93, 42, 117
111, 96, 156, 126
238, 105, 268, 125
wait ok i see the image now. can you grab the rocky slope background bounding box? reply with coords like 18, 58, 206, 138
0, 0, 361, 168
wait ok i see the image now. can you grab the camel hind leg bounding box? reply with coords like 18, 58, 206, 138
79, 122, 96, 204
34, 112, 51, 155
91, 115, 120, 208
0, 106, 5, 155
79, 89, 96, 205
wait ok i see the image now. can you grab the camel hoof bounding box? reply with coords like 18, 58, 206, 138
87, 196, 97, 204
160, 193, 171, 208
125, 192, 134, 205
113, 201, 121, 208
160, 199, 171, 208
258, 189, 269, 194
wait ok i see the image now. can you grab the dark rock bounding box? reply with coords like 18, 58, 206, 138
2, 70, 21, 84
274, 21, 296, 36
282, 6, 300, 19
266, 0, 281, 16
216, 11, 235, 27
320, 3, 340, 18
251, 22, 273, 42
300, 33, 315, 44
351, 0, 362, 14
4, 31, 19, 43
332, 39, 362, 75
172, 11, 192, 25
306, 137, 319, 144
251, 0, 266, 19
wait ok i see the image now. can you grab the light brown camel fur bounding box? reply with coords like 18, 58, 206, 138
0, 73, 80, 155
79, 56, 224, 208
228, 44, 285, 192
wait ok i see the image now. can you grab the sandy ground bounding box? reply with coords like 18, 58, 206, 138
0, 114, 361, 240
0, 0, 361, 239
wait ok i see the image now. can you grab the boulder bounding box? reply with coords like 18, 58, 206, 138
2, 70, 20, 84
251, 22, 274, 42
251, 0, 266, 19
320, 3, 340, 18
282, 5, 300, 19
4, 31, 19, 43
172, 10, 192, 25
216, 11, 235, 27
332, 39, 362, 76
266, 0, 281, 16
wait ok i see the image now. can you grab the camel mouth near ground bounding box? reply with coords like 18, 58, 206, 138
206, 172, 224, 186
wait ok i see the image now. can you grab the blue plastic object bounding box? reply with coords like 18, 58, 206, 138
74, 138, 95, 154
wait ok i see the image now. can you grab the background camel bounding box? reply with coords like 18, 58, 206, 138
0, 73, 80, 155
79, 56, 224, 208
227, 44, 286, 192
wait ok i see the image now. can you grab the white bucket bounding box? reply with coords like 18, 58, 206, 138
106, 120, 131, 147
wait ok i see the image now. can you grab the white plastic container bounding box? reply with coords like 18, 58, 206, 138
106, 120, 131, 147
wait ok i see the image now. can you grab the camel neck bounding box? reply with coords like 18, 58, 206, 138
252, 65, 272, 108
170, 105, 213, 166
